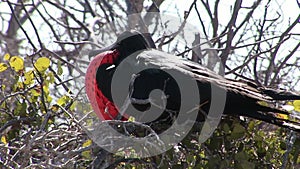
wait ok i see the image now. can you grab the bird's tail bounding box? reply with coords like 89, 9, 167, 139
246, 103, 300, 132
243, 86, 300, 131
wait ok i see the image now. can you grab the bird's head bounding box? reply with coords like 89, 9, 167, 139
85, 30, 152, 121
89, 30, 151, 64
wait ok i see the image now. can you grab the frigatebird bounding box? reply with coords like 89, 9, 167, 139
85, 30, 300, 132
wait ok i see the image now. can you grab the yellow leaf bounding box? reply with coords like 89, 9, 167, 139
4, 53, 10, 61
257, 101, 268, 107
47, 95, 53, 103
128, 116, 135, 122
293, 100, 300, 112
57, 97, 65, 106
0, 63, 8, 72
1, 85, 6, 91
16, 82, 24, 90
83, 139, 92, 147
34, 57, 50, 72
24, 70, 34, 85
1, 135, 7, 145
9, 56, 24, 72
43, 85, 50, 95
276, 114, 288, 120
31, 88, 41, 96
51, 105, 59, 112
82, 150, 91, 159
293, 100, 300, 106
57, 95, 70, 106
82, 139, 92, 159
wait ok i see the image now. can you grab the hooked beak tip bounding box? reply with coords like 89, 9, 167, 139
88, 43, 116, 57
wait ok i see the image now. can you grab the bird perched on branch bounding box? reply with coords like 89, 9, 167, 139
85, 30, 300, 132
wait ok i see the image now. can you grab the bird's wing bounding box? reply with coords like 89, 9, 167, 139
134, 49, 300, 131
136, 49, 274, 102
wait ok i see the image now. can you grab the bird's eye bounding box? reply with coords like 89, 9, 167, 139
106, 64, 116, 70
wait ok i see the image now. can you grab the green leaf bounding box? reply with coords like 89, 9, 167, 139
15, 102, 27, 116
279, 141, 287, 150
46, 72, 55, 83
229, 123, 245, 140
248, 120, 255, 131
57, 60, 63, 75
223, 123, 231, 134
208, 137, 222, 150
235, 151, 249, 161
233, 123, 246, 133
239, 161, 255, 169
70, 101, 77, 111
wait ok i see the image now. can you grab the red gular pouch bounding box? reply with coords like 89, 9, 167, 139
85, 50, 128, 121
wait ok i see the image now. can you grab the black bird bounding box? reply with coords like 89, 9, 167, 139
85, 30, 300, 132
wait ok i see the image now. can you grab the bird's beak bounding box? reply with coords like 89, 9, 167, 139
88, 42, 116, 57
